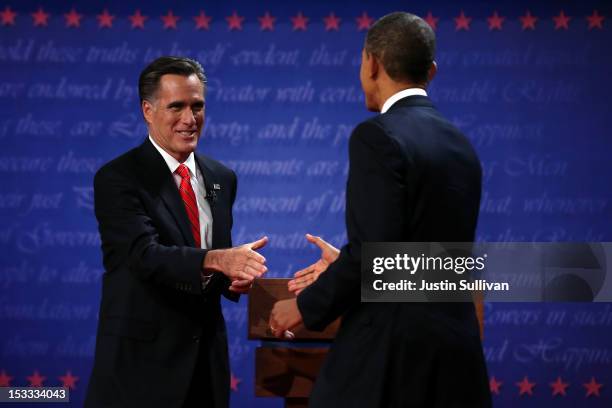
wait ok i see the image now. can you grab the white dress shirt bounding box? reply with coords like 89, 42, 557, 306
381, 88, 428, 113
149, 136, 213, 249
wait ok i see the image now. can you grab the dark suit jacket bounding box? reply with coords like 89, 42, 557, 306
85, 139, 237, 408
297, 96, 492, 407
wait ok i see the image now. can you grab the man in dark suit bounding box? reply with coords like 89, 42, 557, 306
85, 57, 268, 408
270, 13, 491, 407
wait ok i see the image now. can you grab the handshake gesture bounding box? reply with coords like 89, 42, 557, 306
202, 234, 339, 298
203, 233, 339, 337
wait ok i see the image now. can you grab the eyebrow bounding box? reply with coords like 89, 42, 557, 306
166, 100, 205, 109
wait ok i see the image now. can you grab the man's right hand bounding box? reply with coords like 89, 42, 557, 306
203, 236, 268, 282
288, 234, 339, 294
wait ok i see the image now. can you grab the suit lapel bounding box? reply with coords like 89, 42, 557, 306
137, 139, 196, 247
194, 154, 220, 249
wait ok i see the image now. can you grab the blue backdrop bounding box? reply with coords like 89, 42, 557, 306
1, 0, 611, 406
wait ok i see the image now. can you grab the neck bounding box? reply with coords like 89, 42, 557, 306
148, 134, 189, 163
377, 82, 424, 110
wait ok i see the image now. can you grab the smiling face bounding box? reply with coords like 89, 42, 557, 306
142, 73, 205, 162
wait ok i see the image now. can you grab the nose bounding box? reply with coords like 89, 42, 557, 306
181, 108, 196, 126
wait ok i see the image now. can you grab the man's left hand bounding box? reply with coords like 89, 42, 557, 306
269, 298, 302, 338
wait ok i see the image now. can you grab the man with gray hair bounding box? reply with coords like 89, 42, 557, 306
270, 13, 491, 407
86, 56, 268, 408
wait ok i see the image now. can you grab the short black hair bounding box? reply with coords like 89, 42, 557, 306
365, 12, 436, 84
138, 56, 207, 103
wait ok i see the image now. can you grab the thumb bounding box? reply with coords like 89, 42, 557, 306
306, 233, 327, 250
249, 236, 269, 250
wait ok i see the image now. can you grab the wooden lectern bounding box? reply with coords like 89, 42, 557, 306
249, 278, 484, 408
249, 278, 339, 408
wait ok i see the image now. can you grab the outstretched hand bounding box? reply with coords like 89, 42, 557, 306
288, 234, 339, 294
204, 236, 269, 288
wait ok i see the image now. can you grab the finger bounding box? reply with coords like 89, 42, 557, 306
292, 279, 311, 290
289, 284, 305, 295
249, 236, 269, 251
246, 259, 267, 274
292, 273, 315, 286
231, 279, 252, 288
272, 324, 285, 338
288, 280, 303, 291
306, 233, 327, 250
248, 250, 267, 265
235, 269, 256, 281
243, 265, 263, 279
268, 315, 278, 334
305, 233, 320, 244
293, 265, 314, 278
288, 278, 307, 289
229, 285, 249, 294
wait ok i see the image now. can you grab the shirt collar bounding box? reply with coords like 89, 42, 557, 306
381, 88, 428, 113
148, 135, 197, 178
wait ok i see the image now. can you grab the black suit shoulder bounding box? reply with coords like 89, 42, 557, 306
197, 152, 233, 177
95, 145, 140, 182
375, 99, 480, 174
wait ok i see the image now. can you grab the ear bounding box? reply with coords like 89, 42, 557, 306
428, 61, 437, 83
368, 52, 379, 79
142, 100, 154, 125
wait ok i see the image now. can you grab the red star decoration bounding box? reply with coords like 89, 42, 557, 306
258, 12, 275, 31
454, 10, 471, 31
64, 8, 82, 28
0, 370, 13, 386
59, 371, 79, 390
291, 12, 309, 31
586, 10, 605, 30
129, 10, 147, 29
489, 376, 502, 395
516, 376, 536, 396
583, 377, 603, 397
161, 10, 179, 30
31, 7, 50, 27
520, 11, 538, 30
553, 11, 571, 30
1, 6, 17, 26
355, 12, 373, 31
487, 11, 505, 30
323, 12, 341, 31
230, 372, 241, 392
97, 9, 115, 29
193, 11, 212, 30
423, 11, 439, 30
27, 370, 46, 387
226, 11, 244, 31
549, 377, 569, 397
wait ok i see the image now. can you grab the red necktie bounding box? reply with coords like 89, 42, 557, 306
175, 164, 201, 248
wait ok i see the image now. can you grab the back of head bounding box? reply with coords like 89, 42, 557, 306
138, 56, 207, 103
365, 12, 436, 85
